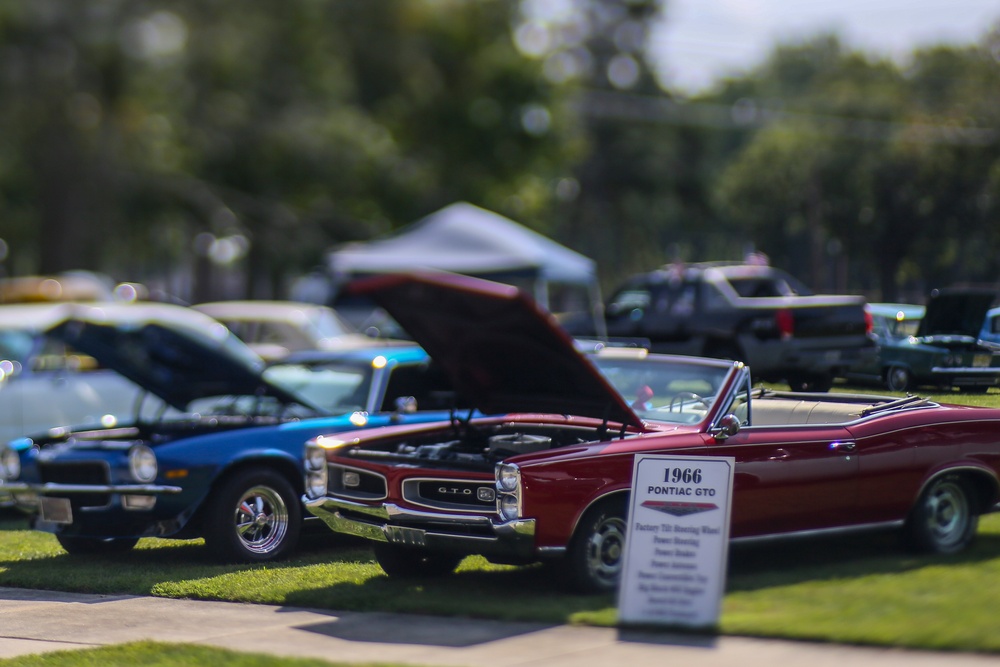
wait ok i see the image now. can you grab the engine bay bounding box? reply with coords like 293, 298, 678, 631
342, 421, 614, 471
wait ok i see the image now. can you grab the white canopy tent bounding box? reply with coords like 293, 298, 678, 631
323, 202, 605, 335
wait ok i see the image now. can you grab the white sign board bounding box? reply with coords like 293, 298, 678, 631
617, 454, 735, 628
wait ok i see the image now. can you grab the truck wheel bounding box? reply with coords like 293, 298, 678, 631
564, 497, 627, 594
787, 373, 833, 392
886, 366, 912, 392
372, 542, 463, 577
203, 468, 301, 563
56, 536, 139, 555
904, 474, 978, 554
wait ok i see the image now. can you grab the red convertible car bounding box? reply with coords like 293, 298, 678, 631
302, 272, 1000, 593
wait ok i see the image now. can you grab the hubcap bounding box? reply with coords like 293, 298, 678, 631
586, 517, 626, 585
234, 485, 289, 555
925, 481, 968, 548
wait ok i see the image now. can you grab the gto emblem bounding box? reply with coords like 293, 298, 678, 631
437, 486, 472, 496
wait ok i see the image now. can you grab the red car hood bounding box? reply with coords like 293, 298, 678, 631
349, 272, 643, 429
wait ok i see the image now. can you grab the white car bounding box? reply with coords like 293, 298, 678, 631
0, 304, 151, 447
192, 300, 376, 360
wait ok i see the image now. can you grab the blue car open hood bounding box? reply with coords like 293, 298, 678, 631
349, 272, 644, 429
45, 303, 306, 411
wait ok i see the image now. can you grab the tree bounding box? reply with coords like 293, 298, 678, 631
0, 1, 575, 299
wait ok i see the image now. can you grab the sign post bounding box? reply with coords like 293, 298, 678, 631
617, 454, 735, 629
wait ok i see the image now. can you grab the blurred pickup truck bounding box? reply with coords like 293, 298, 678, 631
585, 262, 875, 391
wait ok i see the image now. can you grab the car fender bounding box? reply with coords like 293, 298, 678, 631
911, 463, 1000, 515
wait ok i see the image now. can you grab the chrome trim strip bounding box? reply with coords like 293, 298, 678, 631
730, 519, 904, 545
0, 482, 182, 494
930, 367, 1000, 375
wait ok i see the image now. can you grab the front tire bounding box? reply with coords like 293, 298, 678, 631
203, 468, 301, 563
372, 542, 463, 577
56, 535, 139, 555
563, 498, 627, 594
904, 475, 978, 554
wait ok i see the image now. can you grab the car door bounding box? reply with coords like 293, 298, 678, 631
709, 423, 860, 539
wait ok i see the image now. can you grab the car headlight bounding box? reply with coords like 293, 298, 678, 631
499, 494, 520, 521
305, 444, 327, 472
496, 463, 520, 492
128, 444, 157, 483
0, 446, 20, 481
304, 443, 328, 499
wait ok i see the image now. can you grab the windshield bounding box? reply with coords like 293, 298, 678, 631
262, 360, 372, 414
591, 354, 732, 424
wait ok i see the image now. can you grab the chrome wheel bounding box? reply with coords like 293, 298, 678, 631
205, 468, 301, 563
565, 498, 628, 593
583, 516, 626, 585
234, 484, 290, 556
905, 475, 977, 555
921, 480, 971, 551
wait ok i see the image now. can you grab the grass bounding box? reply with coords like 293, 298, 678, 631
0, 641, 399, 667
3, 383, 1000, 655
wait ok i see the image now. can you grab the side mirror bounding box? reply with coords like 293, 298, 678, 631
710, 414, 741, 441
394, 396, 417, 414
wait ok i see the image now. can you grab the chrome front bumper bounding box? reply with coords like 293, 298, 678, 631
0, 481, 182, 495
304, 495, 537, 559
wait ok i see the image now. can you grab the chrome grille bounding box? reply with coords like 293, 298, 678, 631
402, 478, 496, 513
329, 464, 386, 500
38, 462, 111, 509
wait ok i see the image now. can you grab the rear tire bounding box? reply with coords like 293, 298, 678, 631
886, 366, 912, 392
904, 474, 978, 554
56, 535, 139, 555
787, 373, 833, 393
372, 542, 463, 577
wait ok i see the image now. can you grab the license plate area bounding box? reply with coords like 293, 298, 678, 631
39, 497, 73, 524
385, 525, 426, 547
973, 354, 991, 368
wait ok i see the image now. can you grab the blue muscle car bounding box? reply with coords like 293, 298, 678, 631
0, 302, 466, 562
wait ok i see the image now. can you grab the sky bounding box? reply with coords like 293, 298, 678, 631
650, 0, 1000, 94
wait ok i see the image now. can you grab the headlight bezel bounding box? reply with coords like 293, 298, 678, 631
497, 463, 520, 492
128, 444, 158, 483
495, 462, 522, 521
304, 443, 329, 499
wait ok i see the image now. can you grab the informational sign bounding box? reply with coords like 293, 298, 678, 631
617, 454, 735, 629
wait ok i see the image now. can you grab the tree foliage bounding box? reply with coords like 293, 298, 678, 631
1, 2, 1000, 304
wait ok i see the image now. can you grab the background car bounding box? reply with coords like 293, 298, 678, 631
0, 303, 466, 562
301, 272, 1000, 593
844, 290, 1000, 392
0, 303, 147, 446
192, 300, 377, 361
978, 305, 1000, 345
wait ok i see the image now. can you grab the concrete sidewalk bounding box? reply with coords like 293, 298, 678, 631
0, 587, 996, 666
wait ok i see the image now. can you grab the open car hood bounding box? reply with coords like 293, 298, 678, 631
45, 303, 305, 411
349, 272, 644, 429
917, 288, 997, 338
